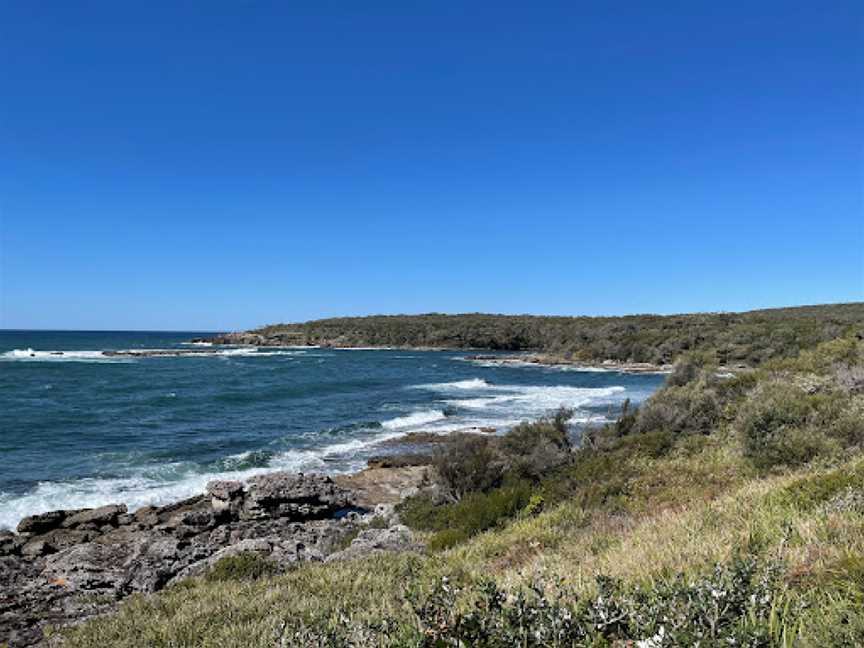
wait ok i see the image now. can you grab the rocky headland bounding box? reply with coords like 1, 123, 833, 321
0, 468, 429, 647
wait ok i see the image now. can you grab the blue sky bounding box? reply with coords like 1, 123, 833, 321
1, 2, 861, 331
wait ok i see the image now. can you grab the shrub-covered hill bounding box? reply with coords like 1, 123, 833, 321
236, 302, 864, 366
53, 335, 864, 646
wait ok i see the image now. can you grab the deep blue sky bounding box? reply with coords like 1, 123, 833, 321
1, 2, 862, 331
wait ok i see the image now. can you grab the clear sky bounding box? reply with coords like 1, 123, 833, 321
1, 2, 862, 331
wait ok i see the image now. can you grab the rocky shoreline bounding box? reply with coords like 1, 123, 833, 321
194, 333, 676, 373
0, 467, 430, 647
464, 353, 674, 373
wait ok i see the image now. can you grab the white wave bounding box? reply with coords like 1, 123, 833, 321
0, 419, 427, 530
416, 378, 491, 391
438, 385, 627, 430
0, 347, 304, 362
0, 348, 133, 363
0, 448, 321, 531
382, 409, 447, 429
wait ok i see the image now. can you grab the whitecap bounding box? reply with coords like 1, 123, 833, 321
381, 409, 447, 429
415, 378, 490, 391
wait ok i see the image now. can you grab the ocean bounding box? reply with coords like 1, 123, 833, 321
0, 330, 665, 530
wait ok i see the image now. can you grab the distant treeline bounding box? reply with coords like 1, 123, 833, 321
246, 302, 864, 366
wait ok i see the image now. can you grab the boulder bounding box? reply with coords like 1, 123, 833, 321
16, 510, 68, 535
62, 504, 127, 529
325, 525, 422, 562
241, 472, 352, 521
42, 542, 132, 592
0, 530, 25, 556
207, 479, 244, 515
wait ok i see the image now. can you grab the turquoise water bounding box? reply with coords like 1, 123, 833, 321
0, 330, 665, 529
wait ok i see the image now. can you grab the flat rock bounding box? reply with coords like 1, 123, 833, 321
16, 510, 68, 535
241, 472, 352, 520
62, 504, 127, 529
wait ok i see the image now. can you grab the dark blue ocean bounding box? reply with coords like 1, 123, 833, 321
0, 331, 664, 529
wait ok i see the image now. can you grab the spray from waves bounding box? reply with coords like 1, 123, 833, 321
414, 378, 491, 390
0, 447, 319, 531
381, 409, 448, 429
0, 410, 445, 530
443, 385, 626, 410
0, 349, 134, 363
0, 348, 306, 362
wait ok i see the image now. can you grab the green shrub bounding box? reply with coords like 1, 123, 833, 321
433, 434, 505, 501
633, 384, 722, 437
667, 351, 715, 387
499, 409, 573, 481
776, 467, 864, 511
427, 528, 471, 552
410, 555, 795, 646
204, 552, 278, 583
521, 494, 545, 518
738, 382, 818, 469
540, 451, 631, 511
616, 429, 675, 458
400, 481, 533, 550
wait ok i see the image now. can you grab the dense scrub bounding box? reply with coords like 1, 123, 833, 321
252, 302, 864, 365
52, 335, 864, 647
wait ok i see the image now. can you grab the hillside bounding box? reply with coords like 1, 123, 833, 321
53, 330, 864, 646
210, 302, 864, 366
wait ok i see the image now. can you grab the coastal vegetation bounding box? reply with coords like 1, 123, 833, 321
234, 302, 864, 366
52, 330, 864, 646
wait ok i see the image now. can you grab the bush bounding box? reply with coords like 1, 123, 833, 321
632, 384, 722, 438
399, 481, 533, 550
776, 466, 864, 511
499, 408, 573, 481
540, 451, 632, 511
738, 382, 818, 470
433, 435, 505, 501
204, 552, 279, 583
410, 555, 794, 646
667, 351, 714, 387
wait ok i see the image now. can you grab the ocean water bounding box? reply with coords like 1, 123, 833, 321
0, 330, 665, 530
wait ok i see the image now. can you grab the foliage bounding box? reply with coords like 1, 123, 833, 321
253, 302, 864, 365
432, 434, 506, 501
204, 552, 279, 583
410, 554, 795, 647
401, 481, 534, 551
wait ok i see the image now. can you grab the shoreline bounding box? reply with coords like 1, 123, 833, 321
463, 353, 675, 374
195, 333, 678, 374
0, 460, 433, 646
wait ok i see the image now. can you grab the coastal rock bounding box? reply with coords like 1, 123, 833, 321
42, 542, 131, 592
325, 525, 421, 562
16, 510, 68, 535
207, 479, 244, 514
241, 472, 352, 521
0, 469, 432, 647
335, 465, 430, 509
0, 529, 25, 556
62, 504, 127, 529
